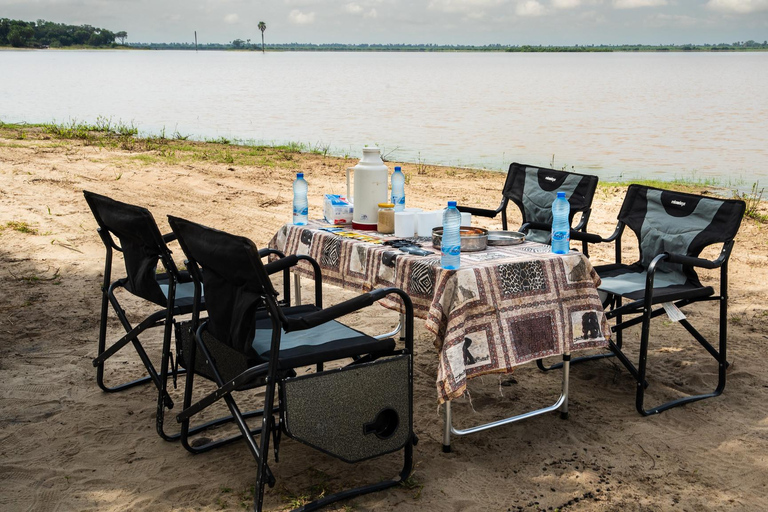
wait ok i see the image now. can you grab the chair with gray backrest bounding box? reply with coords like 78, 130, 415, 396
458, 163, 601, 373
591, 184, 745, 415
457, 162, 600, 253
167, 215, 416, 512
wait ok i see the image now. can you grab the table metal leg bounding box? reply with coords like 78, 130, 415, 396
442, 401, 453, 453
441, 351, 571, 452
293, 274, 302, 306
559, 351, 570, 420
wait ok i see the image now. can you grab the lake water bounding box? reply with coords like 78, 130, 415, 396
1, 50, 767, 188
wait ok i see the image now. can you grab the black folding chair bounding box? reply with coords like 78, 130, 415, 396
457, 162, 599, 254
457, 163, 601, 372
168, 215, 416, 512
592, 185, 745, 415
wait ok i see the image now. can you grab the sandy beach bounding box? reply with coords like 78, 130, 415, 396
1, 127, 767, 511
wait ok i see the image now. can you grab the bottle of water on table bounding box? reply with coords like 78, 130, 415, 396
293, 172, 308, 225
441, 201, 461, 269
551, 191, 570, 254
391, 166, 405, 212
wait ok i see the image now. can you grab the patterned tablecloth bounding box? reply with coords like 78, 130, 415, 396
269, 222, 610, 403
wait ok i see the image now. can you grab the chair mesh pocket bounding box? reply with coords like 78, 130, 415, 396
175, 320, 258, 386
282, 355, 412, 463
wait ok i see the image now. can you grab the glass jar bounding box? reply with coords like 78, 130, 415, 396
377, 202, 395, 234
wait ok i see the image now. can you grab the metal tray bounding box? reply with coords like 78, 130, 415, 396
432, 226, 488, 252
487, 230, 525, 246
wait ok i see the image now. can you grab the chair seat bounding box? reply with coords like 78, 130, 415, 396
595, 263, 714, 304
158, 274, 200, 311
252, 305, 396, 368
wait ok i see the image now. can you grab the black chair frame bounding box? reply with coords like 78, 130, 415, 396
169, 216, 416, 512
85, 191, 293, 443
598, 227, 736, 415
578, 185, 743, 415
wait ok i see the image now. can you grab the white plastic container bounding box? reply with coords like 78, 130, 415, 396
346, 147, 389, 230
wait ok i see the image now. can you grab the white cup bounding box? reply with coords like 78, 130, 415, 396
395, 212, 416, 237
461, 212, 471, 226
416, 211, 435, 237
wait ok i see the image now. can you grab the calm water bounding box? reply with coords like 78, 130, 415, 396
1, 50, 767, 187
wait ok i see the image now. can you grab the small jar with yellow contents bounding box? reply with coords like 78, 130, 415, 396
377, 202, 395, 234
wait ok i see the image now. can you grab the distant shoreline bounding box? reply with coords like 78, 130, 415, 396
2, 44, 767, 53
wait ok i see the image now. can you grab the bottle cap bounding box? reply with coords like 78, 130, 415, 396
378, 202, 395, 208
448, 201, 457, 207
297, 172, 304, 178
394, 166, 402, 172
557, 191, 566, 198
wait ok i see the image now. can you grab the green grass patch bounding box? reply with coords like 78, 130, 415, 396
5, 221, 39, 235
734, 182, 768, 223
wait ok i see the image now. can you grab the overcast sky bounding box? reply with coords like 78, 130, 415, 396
2, 0, 767, 45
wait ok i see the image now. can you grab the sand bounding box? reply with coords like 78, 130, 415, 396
1, 131, 768, 511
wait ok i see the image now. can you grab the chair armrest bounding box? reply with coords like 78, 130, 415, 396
522, 221, 604, 244
259, 247, 285, 259
162, 232, 178, 244
521, 221, 551, 232
571, 230, 603, 244
285, 287, 411, 332
456, 205, 501, 218
263, 254, 299, 275
664, 251, 727, 270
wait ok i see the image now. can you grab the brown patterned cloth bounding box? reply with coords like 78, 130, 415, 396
269, 222, 610, 404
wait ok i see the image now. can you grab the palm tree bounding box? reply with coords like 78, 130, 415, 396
258, 21, 266, 53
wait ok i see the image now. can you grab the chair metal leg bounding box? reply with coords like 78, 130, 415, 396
95, 285, 170, 407
631, 293, 728, 416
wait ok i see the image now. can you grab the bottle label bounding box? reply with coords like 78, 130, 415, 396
442, 245, 460, 257
552, 231, 570, 242
393, 196, 405, 206
293, 206, 308, 216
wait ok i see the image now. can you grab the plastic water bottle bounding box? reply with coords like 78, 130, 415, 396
551, 191, 570, 254
441, 201, 461, 269
391, 166, 405, 212
293, 172, 308, 225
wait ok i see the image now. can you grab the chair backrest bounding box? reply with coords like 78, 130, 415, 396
618, 184, 746, 279
167, 216, 279, 356
84, 190, 172, 306
502, 163, 599, 242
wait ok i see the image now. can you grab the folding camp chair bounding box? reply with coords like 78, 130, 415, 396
85, 190, 207, 441
457, 163, 601, 372
168, 216, 415, 512
457, 162, 599, 254
592, 185, 745, 415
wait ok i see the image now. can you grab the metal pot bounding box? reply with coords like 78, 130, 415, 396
432, 227, 488, 252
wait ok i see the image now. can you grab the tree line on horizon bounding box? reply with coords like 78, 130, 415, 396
0, 18, 126, 48
129, 40, 768, 52
2, 17, 766, 52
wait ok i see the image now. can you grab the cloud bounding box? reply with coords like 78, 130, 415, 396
516, 0, 547, 15
552, 0, 582, 8
613, 0, 667, 8
224, 13, 239, 24
364, 8, 378, 18
288, 9, 316, 24
705, 0, 768, 13
428, 0, 506, 14
346, 3, 364, 14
